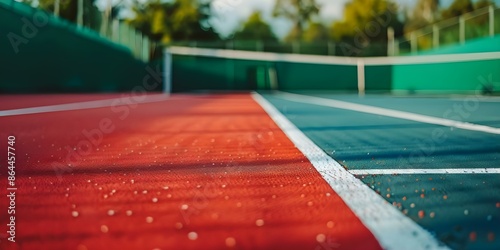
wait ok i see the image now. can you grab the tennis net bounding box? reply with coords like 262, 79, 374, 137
163, 45, 500, 94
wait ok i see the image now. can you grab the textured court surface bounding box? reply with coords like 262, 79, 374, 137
0, 94, 380, 250
0, 92, 499, 249
263, 91, 500, 250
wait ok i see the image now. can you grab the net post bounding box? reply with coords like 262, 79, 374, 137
489, 5, 495, 37
163, 47, 173, 95
292, 41, 300, 54
54, 0, 60, 17
459, 16, 465, 45
357, 59, 365, 96
394, 39, 399, 56
410, 32, 417, 54
77, 0, 83, 27
142, 36, 149, 62
387, 27, 395, 56
327, 42, 335, 56
112, 19, 119, 43
268, 67, 278, 90
433, 25, 439, 49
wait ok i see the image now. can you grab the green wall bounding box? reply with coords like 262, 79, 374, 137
172, 55, 363, 92
169, 36, 499, 94
391, 59, 500, 93
0, 0, 156, 93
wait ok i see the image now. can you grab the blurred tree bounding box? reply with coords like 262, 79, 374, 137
302, 22, 328, 42
233, 12, 277, 41
471, 0, 496, 24
441, 0, 473, 19
273, 0, 320, 41
128, 0, 219, 43
405, 0, 440, 32
474, 0, 496, 9
330, 0, 403, 42
22, 0, 102, 30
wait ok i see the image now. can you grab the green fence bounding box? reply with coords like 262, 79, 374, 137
397, 5, 500, 55
0, 0, 160, 93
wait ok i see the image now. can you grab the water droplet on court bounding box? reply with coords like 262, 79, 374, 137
316, 234, 326, 243
488, 232, 495, 242
107, 210, 115, 216
101, 225, 109, 233
72, 211, 79, 217
188, 232, 198, 240
126, 210, 133, 216
255, 219, 264, 227
77, 244, 88, 250
146, 216, 154, 223
327, 221, 335, 228
181, 204, 189, 210
469, 231, 477, 241
418, 210, 425, 219
152, 197, 158, 203
225, 237, 236, 247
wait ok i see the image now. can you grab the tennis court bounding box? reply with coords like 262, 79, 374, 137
1, 88, 499, 249
3, 0, 500, 249
262, 91, 500, 250
1, 35, 500, 250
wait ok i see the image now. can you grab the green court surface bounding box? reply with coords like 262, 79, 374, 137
262, 91, 500, 250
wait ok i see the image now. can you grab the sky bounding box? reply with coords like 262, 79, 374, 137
94, 0, 500, 39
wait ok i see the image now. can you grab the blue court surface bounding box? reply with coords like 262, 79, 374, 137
262, 91, 500, 250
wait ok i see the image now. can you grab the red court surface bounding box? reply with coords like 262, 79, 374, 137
0, 94, 381, 249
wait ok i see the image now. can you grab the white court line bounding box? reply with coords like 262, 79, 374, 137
276, 92, 500, 135
252, 93, 449, 250
0, 94, 170, 117
169, 46, 500, 66
349, 168, 500, 175
458, 98, 500, 103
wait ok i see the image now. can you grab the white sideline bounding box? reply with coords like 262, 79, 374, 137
349, 168, 500, 175
276, 92, 500, 135
252, 93, 449, 250
0, 94, 170, 117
